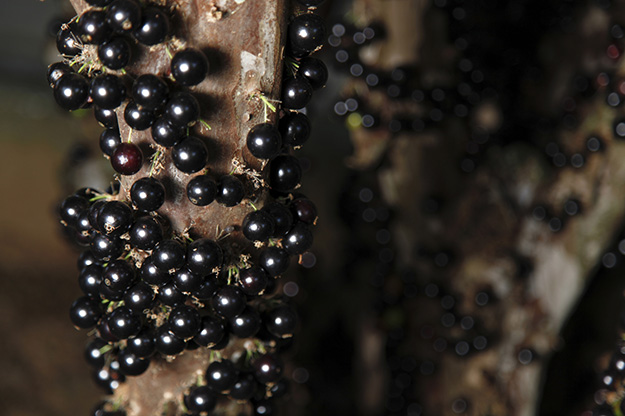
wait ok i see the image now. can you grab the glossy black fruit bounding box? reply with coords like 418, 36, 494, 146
269, 154, 302, 192
184, 385, 217, 413
127, 330, 156, 358
187, 175, 217, 206
171, 48, 209, 86
242, 210, 276, 242
132, 74, 169, 110
154, 326, 186, 355
265, 305, 297, 338
60, 194, 90, 227
78, 10, 112, 45
123, 282, 155, 312
102, 259, 136, 292
262, 202, 293, 237
118, 348, 150, 376
238, 266, 269, 297
91, 233, 124, 261
168, 305, 201, 338
139, 257, 170, 286
97, 201, 133, 235
129, 216, 163, 250
281, 77, 313, 110
70, 296, 103, 329
246, 123, 282, 159
98, 37, 131, 70
133, 8, 169, 45
84, 338, 108, 368
212, 286, 246, 319
153, 239, 186, 271
94, 106, 118, 129
279, 112, 311, 147
54, 73, 89, 111
79, 264, 103, 297
124, 100, 156, 130
253, 353, 283, 384
47, 62, 72, 87
216, 175, 245, 207
283, 222, 313, 254
194, 316, 225, 347
100, 128, 122, 156
229, 306, 261, 338
206, 359, 239, 392
130, 177, 165, 212
298, 56, 328, 89
56, 23, 81, 56
106, 0, 141, 33
151, 116, 186, 147
187, 238, 223, 275
259, 246, 290, 277
163, 92, 200, 128
172, 136, 208, 173
108, 306, 142, 339
288, 13, 325, 57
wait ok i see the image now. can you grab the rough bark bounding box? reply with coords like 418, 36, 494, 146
68, 1, 288, 415
348, 1, 625, 415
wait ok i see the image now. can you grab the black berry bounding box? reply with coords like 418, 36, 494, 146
172, 268, 204, 293
56, 23, 81, 56
212, 286, 246, 319
107, 306, 142, 339
171, 48, 209, 86
242, 210, 276, 242
70, 296, 103, 329
98, 37, 132, 70
133, 8, 169, 46
194, 315, 225, 347
168, 305, 201, 338
78, 10, 112, 45
60, 194, 90, 227
187, 175, 217, 206
238, 266, 269, 297
153, 239, 186, 271
124, 100, 156, 130
129, 216, 163, 250
47, 62, 72, 87
103, 259, 136, 292
246, 123, 282, 159
127, 330, 156, 358
151, 116, 186, 147
94, 106, 118, 129
132, 74, 169, 110
279, 112, 311, 147
288, 13, 325, 57
205, 359, 238, 392
229, 306, 261, 338
281, 77, 313, 110
253, 353, 283, 384
54, 73, 89, 111
187, 238, 223, 275
123, 282, 155, 312
84, 338, 108, 368
163, 92, 200, 128
139, 257, 170, 286
216, 175, 245, 207
184, 386, 217, 413
106, 0, 141, 33
118, 348, 150, 376
262, 202, 293, 237
298, 56, 328, 89
157, 282, 187, 306
269, 154, 302, 192
290, 197, 317, 224
282, 222, 313, 254
91, 233, 124, 261
100, 128, 122, 156
97, 201, 133, 235
265, 305, 297, 338
259, 246, 290, 277
172, 136, 208, 173
229, 373, 257, 401
79, 264, 103, 297
154, 326, 186, 355
130, 177, 165, 212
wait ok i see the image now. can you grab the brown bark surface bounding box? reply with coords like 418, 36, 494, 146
68, 1, 288, 415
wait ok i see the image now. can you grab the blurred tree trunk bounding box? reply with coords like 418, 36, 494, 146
348, 1, 625, 415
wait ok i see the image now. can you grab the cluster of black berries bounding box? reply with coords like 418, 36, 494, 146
49, 0, 327, 414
